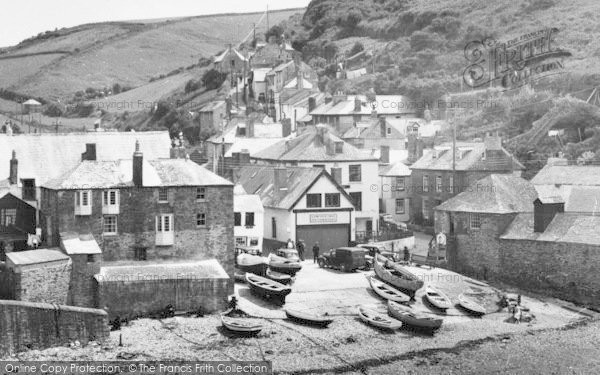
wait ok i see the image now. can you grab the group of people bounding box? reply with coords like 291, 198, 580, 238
286, 238, 321, 263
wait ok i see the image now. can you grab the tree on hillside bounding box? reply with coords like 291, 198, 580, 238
202, 69, 227, 90
266, 25, 285, 43
348, 42, 364, 57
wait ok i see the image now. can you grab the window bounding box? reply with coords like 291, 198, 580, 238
235, 237, 246, 246
134, 248, 147, 261
422, 175, 429, 192
103, 215, 117, 235
449, 176, 454, 194
196, 187, 206, 200
306, 194, 322, 208
395, 199, 405, 214
395, 177, 405, 191
272, 217, 277, 239
470, 213, 482, 229
325, 193, 340, 207
156, 214, 174, 245
387, 127, 392, 135
249, 237, 259, 246
349, 192, 362, 211
0, 208, 16, 226
87, 254, 95, 263
102, 190, 119, 214
158, 188, 169, 202
436, 176, 442, 193
349, 165, 362, 182
75, 190, 92, 216
21, 179, 35, 201
245, 212, 255, 227
196, 213, 207, 227
234, 212, 241, 226
422, 198, 429, 220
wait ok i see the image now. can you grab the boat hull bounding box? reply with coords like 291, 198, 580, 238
246, 273, 292, 304
285, 309, 333, 327
368, 275, 411, 303
220, 314, 262, 334
358, 306, 402, 330
374, 255, 424, 294
458, 294, 486, 315
424, 286, 452, 310
265, 269, 292, 284
387, 301, 443, 330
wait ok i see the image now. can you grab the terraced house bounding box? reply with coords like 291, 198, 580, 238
39, 141, 235, 275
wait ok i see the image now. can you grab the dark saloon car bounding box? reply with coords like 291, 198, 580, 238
317, 247, 367, 272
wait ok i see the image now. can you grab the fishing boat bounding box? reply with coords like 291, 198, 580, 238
245, 273, 292, 304
373, 255, 424, 294
236, 253, 268, 275
358, 306, 402, 330
265, 268, 292, 284
285, 308, 334, 327
424, 285, 452, 310
387, 301, 443, 330
367, 275, 410, 304
234, 270, 246, 283
269, 254, 302, 276
458, 293, 486, 315
220, 311, 262, 334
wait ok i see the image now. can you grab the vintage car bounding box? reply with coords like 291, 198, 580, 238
358, 244, 398, 267
317, 247, 367, 272
274, 248, 300, 262
235, 245, 262, 257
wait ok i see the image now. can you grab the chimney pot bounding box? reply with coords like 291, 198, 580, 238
533, 198, 564, 233
82, 143, 97, 161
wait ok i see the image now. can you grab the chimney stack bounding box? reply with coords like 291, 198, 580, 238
308, 97, 317, 112
247, 118, 255, 138
379, 117, 387, 138
281, 118, 292, 137
9, 150, 18, 185
380, 146, 390, 164
354, 97, 362, 112
331, 167, 342, 185
273, 167, 287, 194
371, 109, 378, 120
133, 140, 143, 187
534, 197, 564, 233
82, 143, 97, 161
315, 125, 327, 145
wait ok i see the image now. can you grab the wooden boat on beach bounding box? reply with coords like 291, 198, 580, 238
245, 273, 292, 304
387, 301, 443, 330
424, 285, 452, 310
373, 255, 424, 295
236, 253, 268, 275
367, 275, 411, 304
458, 293, 486, 315
285, 308, 334, 327
268, 254, 302, 276
265, 268, 292, 284
220, 310, 262, 334
358, 306, 402, 330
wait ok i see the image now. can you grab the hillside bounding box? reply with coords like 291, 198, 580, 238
0, 8, 302, 100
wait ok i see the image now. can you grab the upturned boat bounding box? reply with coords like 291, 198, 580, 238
387, 301, 443, 330
458, 293, 486, 315
285, 308, 334, 327
236, 253, 268, 275
373, 255, 424, 294
268, 254, 302, 276
265, 268, 292, 284
367, 275, 411, 304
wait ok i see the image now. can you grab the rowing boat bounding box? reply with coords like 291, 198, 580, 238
358, 306, 402, 330
387, 301, 443, 330
268, 254, 302, 276
424, 285, 452, 310
236, 253, 268, 275
265, 268, 292, 284
367, 275, 410, 304
285, 308, 334, 327
373, 254, 424, 294
245, 273, 292, 304
458, 293, 486, 315
220, 311, 262, 334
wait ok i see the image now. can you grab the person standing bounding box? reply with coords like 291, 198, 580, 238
312, 242, 320, 263
286, 238, 294, 249
403, 246, 410, 262
297, 240, 305, 261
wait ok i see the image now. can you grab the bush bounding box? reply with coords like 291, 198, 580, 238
348, 42, 364, 56
410, 31, 445, 51
43, 103, 64, 117
266, 25, 285, 43
201, 69, 228, 90
185, 79, 201, 93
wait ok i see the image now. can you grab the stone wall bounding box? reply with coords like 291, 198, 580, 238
68, 254, 101, 307
1, 260, 72, 305
96, 277, 231, 320
0, 300, 108, 356
500, 239, 600, 306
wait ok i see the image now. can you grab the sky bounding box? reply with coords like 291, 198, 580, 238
0, 0, 311, 47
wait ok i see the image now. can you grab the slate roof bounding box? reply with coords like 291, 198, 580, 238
342, 118, 405, 140
0, 131, 171, 186
310, 95, 415, 116
534, 185, 600, 214
6, 248, 69, 266
379, 162, 412, 177
252, 68, 272, 82
234, 193, 264, 213
410, 142, 525, 171
95, 259, 229, 281
279, 89, 321, 106
214, 47, 248, 63
60, 232, 102, 255
252, 127, 378, 162
531, 165, 600, 186
501, 213, 600, 246
236, 165, 352, 210
435, 174, 537, 214
43, 158, 233, 190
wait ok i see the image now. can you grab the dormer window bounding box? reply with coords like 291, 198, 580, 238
75, 190, 92, 216
102, 190, 120, 214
